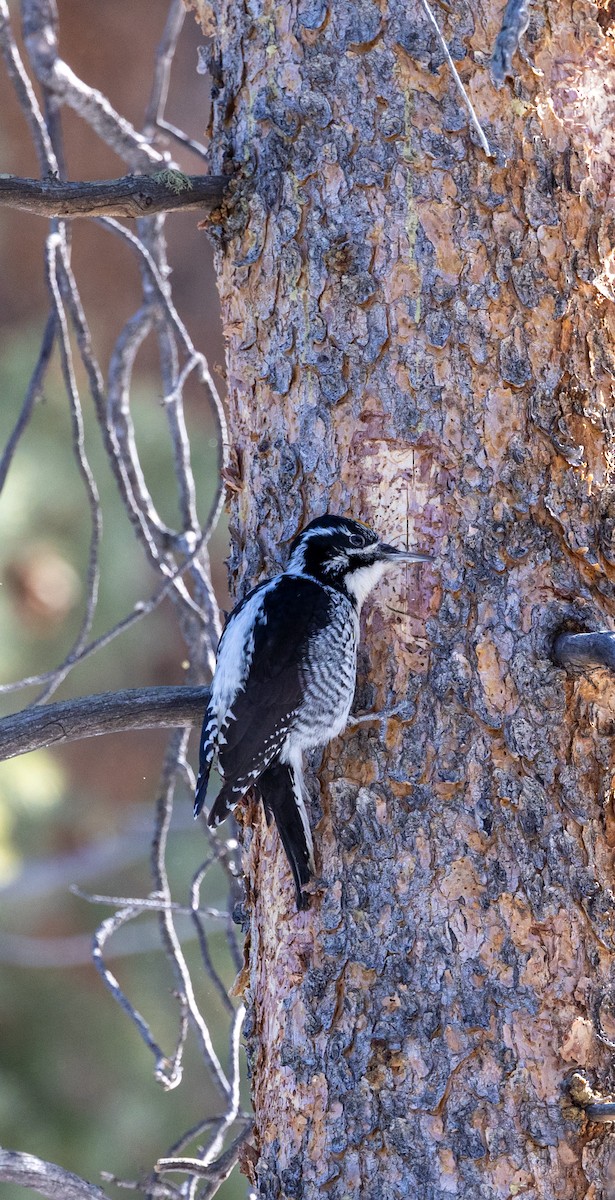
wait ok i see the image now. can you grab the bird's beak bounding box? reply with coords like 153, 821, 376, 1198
377, 542, 433, 564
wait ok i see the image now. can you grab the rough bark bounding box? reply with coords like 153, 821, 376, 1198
195, 0, 615, 1195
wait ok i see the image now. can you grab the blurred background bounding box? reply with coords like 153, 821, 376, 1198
0, 2, 247, 1195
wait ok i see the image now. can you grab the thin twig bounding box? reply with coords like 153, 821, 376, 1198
0, 0, 58, 172
161, 336, 200, 535
71, 885, 229, 922
21, 0, 162, 170
150, 730, 232, 1099
164, 1117, 234, 1160
190, 859, 236, 1015
100, 214, 226, 642
106, 303, 177, 550
419, 0, 494, 158
37, 230, 102, 705
155, 1125, 252, 1184
92, 904, 184, 1090
144, 0, 186, 135
228, 1003, 246, 1123
155, 119, 210, 162
195, 822, 245, 974
130, 211, 225, 664
99, 217, 208, 367
0, 311, 56, 492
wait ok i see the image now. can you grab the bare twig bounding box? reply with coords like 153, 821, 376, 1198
0, 0, 58, 172
155, 1124, 252, 1187
144, 0, 186, 136
0, 0, 244, 1190
93, 903, 185, 1090
37, 230, 102, 705
106, 303, 178, 550
0, 310, 56, 492
21, 0, 161, 170
418, 0, 494, 158
0, 522, 220, 698
0, 685, 208, 760
156, 119, 210, 162
186, 813, 245, 976
71, 885, 229, 922
0, 1149, 112, 1200
99, 217, 208, 371
190, 860, 236, 1015
0, 172, 229, 219
150, 730, 232, 1099
164, 1117, 233, 1160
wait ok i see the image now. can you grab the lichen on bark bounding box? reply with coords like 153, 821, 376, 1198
192, 0, 615, 1195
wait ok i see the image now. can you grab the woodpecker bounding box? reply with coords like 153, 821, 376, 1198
194, 514, 431, 909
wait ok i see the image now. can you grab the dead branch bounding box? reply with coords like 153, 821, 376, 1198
0, 172, 229, 219
155, 1124, 252, 1186
0, 686, 209, 761
554, 631, 615, 673
490, 0, 532, 86
0, 1149, 112, 1200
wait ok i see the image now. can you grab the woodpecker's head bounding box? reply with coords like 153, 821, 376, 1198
286, 514, 431, 607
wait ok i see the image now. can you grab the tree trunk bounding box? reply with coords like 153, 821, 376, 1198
193, 0, 615, 1194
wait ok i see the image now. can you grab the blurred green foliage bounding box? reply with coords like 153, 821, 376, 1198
0, 330, 246, 1198
0, 327, 222, 697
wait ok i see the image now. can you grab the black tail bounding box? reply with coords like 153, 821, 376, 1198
258, 762, 313, 910
205, 782, 236, 828
194, 706, 218, 818
194, 757, 213, 818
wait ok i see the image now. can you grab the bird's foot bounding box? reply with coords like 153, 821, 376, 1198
347, 702, 412, 735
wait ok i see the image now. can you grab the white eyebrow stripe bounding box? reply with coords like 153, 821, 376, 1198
286, 523, 379, 573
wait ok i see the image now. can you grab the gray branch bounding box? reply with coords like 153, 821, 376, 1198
22, 0, 162, 170
553, 632, 615, 673
0, 1149, 112, 1200
0, 172, 229, 219
490, 0, 531, 87
0, 686, 209, 761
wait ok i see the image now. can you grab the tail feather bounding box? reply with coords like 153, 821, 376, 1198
206, 783, 236, 828
194, 710, 217, 818
258, 762, 314, 910
194, 758, 213, 818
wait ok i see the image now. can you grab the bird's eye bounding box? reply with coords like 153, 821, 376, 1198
349, 533, 364, 548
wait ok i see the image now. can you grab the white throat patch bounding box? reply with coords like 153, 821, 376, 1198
344, 560, 391, 609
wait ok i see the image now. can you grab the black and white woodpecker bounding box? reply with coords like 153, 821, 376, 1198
194, 514, 431, 909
